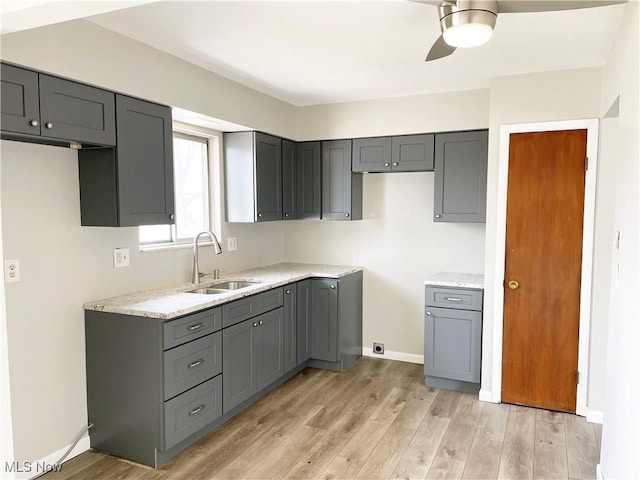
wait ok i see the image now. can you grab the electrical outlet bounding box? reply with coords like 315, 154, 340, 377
113, 248, 130, 268
373, 342, 384, 354
227, 237, 238, 251
4, 259, 20, 283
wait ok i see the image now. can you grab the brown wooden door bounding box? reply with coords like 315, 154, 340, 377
502, 129, 587, 413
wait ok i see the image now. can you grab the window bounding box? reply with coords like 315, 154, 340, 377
140, 132, 210, 247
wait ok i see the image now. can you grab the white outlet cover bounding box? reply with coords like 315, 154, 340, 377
113, 248, 130, 268
4, 259, 20, 283
227, 237, 238, 251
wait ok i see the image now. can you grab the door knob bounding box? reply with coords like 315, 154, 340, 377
508, 280, 520, 290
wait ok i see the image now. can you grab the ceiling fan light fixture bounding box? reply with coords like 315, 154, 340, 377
439, 0, 498, 48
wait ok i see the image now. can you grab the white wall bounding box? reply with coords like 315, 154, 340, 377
598, 2, 640, 478
288, 90, 489, 358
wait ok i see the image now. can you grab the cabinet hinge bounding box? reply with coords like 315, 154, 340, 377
576, 370, 580, 385
585, 157, 589, 171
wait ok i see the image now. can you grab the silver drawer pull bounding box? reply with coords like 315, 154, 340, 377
188, 358, 205, 369
426, 311, 432, 316
253, 322, 258, 327
330, 285, 336, 289
445, 297, 463, 302
188, 404, 205, 416
188, 323, 205, 331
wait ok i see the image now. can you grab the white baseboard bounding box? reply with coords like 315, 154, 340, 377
586, 409, 604, 424
362, 347, 423, 364
596, 463, 604, 480
479, 389, 497, 403
6, 436, 90, 480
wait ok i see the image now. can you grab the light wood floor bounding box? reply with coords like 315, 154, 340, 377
43, 357, 602, 480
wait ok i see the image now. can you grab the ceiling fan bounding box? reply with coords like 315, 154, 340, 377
417, 0, 627, 61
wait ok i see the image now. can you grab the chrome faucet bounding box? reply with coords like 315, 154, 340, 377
192, 231, 223, 284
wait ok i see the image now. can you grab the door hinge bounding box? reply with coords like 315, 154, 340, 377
576, 370, 580, 384
585, 157, 589, 171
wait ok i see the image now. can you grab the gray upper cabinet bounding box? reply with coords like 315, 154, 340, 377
352, 134, 434, 173
322, 140, 362, 220
296, 141, 322, 220
434, 130, 488, 223
78, 94, 174, 227
282, 140, 297, 220
1, 63, 116, 146
1, 63, 40, 136
224, 131, 283, 222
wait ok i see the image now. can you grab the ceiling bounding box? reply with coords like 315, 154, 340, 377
2, 1, 627, 107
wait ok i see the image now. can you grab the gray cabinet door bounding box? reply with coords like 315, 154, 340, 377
255, 132, 282, 221
352, 137, 392, 172
282, 140, 297, 220
434, 130, 488, 223
296, 280, 312, 365
39, 74, 116, 146
255, 309, 285, 390
424, 306, 482, 383
392, 134, 434, 171
222, 319, 257, 412
0, 63, 40, 136
322, 140, 362, 220
296, 141, 322, 219
310, 279, 339, 362
283, 284, 297, 372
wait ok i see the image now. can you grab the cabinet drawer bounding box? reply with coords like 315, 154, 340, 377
425, 286, 483, 311
257, 288, 284, 314
164, 332, 222, 400
163, 308, 221, 350
222, 295, 259, 328
164, 375, 222, 449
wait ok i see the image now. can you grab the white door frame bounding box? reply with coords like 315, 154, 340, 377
491, 119, 599, 416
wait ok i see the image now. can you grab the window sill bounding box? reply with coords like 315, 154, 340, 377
140, 240, 216, 253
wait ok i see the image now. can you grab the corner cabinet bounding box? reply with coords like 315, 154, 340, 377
433, 130, 488, 223
322, 140, 363, 220
78, 95, 175, 226
296, 142, 322, 220
224, 131, 283, 222
352, 134, 434, 173
1, 62, 116, 147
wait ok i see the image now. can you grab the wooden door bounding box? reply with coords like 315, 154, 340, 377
502, 129, 587, 413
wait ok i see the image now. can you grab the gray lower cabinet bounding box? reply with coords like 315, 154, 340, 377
282, 140, 297, 220
434, 130, 488, 223
85, 306, 223, 467
78, 94, 174, 227
283, 284, 297, 372
424, 286, 483, 393
322, 140, 363, 220
1, 62, 116, 146
308, 271, 363, 370
352, 134, 434, 173
224, 131, 283, 222
296, 141, 322, 219
296, 280, 312, 364
222, 308, 284, 412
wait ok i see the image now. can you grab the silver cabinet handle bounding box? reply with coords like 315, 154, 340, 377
188, 323, 205, 331
426, 311, 432, 316
188, 404, 205, 416
285, 213, 289, 217
330, 285, 336, 289
259, 320, 263, 325
384, 162, 390, 167
445, 297, 463, 302
170, 214, 175, 220
393, 162, 398, 166
188, 358, 205, 369
29, 120, 39, 127
45, 122, 53, 129
344, 213, 350, 217
253, 322, 258, 327
258, 213, 263, 218
435, 214, 442, 218
286, 289, 291, 294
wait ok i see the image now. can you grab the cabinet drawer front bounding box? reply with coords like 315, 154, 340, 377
164, 332, 222, 400
425, 286, 483, 311
39, 74, 116, 146
222, 295, 259, 328
352, 137, 392, 172
163, 308, 221, 350
424, 307, 482, 383
257, 288, 284, 314
164, 375, 222, 449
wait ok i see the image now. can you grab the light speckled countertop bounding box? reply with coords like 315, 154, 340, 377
84, 262, 362, 320
424, 272, 484, 289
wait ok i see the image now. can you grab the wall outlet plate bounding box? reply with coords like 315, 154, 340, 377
113, 248, 130, 268
227, 237, 238, 251
4, 259, 20, 283
373, 342, 385, 354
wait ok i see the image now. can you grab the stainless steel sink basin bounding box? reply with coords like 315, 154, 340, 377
185, 280, 260, 295
211, 280, 260, 290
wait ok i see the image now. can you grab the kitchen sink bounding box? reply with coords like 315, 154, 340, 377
185, 280, 260, 295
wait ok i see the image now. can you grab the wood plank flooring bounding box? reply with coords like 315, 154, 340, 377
43, 358, 602, 480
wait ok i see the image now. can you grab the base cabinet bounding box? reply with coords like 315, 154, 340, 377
283, 283, 298, 372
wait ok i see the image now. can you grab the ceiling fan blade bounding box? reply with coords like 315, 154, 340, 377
425, 34, 457, 61
408, 0, 456, 6
498, 0, 626, 14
